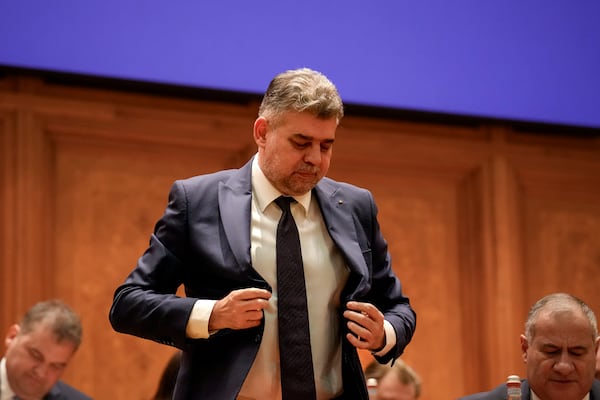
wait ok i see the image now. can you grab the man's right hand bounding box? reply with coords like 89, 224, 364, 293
208, 288, 271, 331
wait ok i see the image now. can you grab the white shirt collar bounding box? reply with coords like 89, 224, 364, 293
251, 155, 311, 215
531, 388, 589, 400
0, 358, 16, 400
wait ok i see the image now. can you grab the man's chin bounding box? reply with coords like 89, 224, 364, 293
17, 381, 48, 399
544, 381, 584, 399
291, 176, 321, 193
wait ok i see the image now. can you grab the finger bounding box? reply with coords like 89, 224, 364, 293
343, 309, 373, 330
346, 302, 378, 322
346, 302, 384, 325
346, 320, 371, 341
242, 297, 270, 313
346, 332, 369, 349
245, 309, 266, 321
346, 301, 375, 313
235, 287, 272, 300
245, 318, 263, 328
346, 314, 385, 351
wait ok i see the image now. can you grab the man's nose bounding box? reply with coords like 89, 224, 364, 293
304, 144, 321, 165
33, 363, 49, 378
553, 353, 576, 374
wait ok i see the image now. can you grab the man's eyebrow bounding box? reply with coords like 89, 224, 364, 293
540, 342, 589, 351
28, 346, 42, 354
293, 133, 335, 143
51, 361, 69, 368
540, 343, 557, 349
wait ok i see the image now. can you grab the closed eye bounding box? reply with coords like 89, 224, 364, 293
292, 140, 311, 149
320, 142, 333, 151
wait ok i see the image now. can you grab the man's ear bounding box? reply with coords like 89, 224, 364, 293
520, 334, 529, 363
5, 324, 20, 347
253, 117, 268, 146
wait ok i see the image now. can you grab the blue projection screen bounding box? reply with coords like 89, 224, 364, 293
1, 1, 599, 129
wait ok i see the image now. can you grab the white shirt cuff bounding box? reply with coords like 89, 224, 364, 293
372, 319, 396, 356
185, 299, 217, 339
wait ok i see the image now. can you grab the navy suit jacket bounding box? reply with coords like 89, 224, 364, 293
109, 158, 416, 400
458, 379, 600, 400
45, 381, 92, 400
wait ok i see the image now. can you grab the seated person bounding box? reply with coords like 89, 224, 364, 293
365, 358, 421, 400
1, 299, 91, 399
458, 292, 600, 400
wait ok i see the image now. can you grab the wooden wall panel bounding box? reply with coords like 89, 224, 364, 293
0, 110, 18, 332
0, 107, 55, 330
524, 198, 600, 303
45, 101, 255, 399
1, 74, 599, 400
456, 132, 600, 394
0, 110, 13, 330
330, 119, 494, 399
518, 148, 600, 316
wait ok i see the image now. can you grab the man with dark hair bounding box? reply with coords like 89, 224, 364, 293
1, 299, 91, 400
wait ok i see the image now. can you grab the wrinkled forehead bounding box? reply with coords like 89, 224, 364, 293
18, 324, 77, 351
532, 309, 596, 344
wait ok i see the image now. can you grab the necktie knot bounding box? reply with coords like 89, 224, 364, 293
274, 196, 295, 213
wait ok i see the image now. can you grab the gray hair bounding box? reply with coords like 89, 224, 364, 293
19, 299, 83, 349
525, 292, 598, 341
365, 358, 422, 398
258, 67, 344, 126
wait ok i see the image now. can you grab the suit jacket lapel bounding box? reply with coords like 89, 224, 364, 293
314, 181, 370, 297
219, 160, 253, 270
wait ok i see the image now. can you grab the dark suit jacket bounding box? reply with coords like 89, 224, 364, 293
109, 157, 416, 400
458, 378, 600, 400
45, 381, 92, 400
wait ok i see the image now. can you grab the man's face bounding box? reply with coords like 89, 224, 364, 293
254, 111, 337, 196
4, 323, 76, 399
375, 370, 418, 400
521, 309, 599, 400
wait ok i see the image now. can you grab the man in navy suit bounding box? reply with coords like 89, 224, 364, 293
109, 67, 416, 400
1, 299, 91, 400
459, 293, 600, 400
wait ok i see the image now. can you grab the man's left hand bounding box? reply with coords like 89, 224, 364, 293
343, 301, 385, 352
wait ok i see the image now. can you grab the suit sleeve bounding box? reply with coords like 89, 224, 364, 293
360, 190, 417, 363
108, 180, 198, 349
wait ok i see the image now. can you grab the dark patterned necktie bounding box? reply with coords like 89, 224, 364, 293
274, 196, 317, 400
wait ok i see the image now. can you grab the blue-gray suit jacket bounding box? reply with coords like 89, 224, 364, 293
45, 381, 92, 400
109, 158, 416, 400
458, 379, 600, 400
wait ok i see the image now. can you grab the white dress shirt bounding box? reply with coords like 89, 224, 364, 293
531, 390, 589, 400
0, 358, 16, 400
